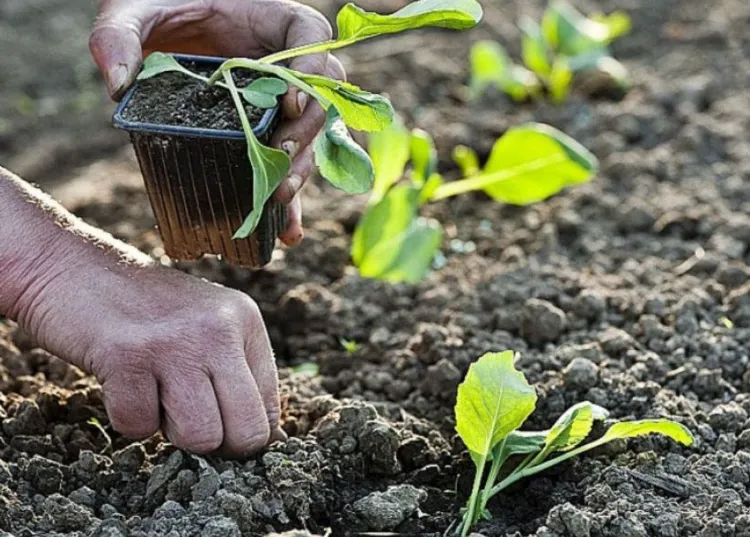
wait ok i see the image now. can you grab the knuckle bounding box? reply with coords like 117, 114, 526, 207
192, 292, 261, 337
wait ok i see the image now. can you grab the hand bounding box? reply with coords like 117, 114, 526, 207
1, 166, 284, 457
89, 0, 347, 246
74, 265, 285, 456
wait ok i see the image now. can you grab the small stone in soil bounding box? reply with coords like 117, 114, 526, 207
564, 358, 600, 390
521, 298, 568, 343
352, 484, 427, 531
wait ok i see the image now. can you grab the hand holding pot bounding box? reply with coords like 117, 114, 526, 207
90, 0, 347, 246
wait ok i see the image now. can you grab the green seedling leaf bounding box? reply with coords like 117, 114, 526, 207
138, 52, 194, 80
418, 173, 444, 205
260, 0, 482, 65
298, 74, 394, 132
520, 17, 551, 78
591, 11, 632, 42
234, 140, 290, 238
360, 217, 443, 283
291, 362, 320, 377
453, 145, 480, 177
455, 351, 537, 457
544, 402, 609, 452
314, 108, 374, 194
431, 123, 598, 203
368, 116, 411, 203
470, 41, 540, 102
470, 40, 512, 96
352, 184, 420, 266
549, 57, 573, 104
501, 430, 547, 456
353, 182, 443, 283
340, 338, 359, 354
337, 0, 483, 43
222, 70, 291, 238
542, 0, 628, 57
240, 77, 288, 109
410, 129, 438, 187
601, 420, 695, 446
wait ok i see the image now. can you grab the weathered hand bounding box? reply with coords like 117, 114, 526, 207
0, 167, 283, 457
89, 0, 347, 246
71, 265, 284, 456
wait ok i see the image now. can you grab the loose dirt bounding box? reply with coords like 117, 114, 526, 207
3, 0, 750, 536
121, 63, 266, 131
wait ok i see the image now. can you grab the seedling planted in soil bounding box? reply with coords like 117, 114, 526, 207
471, 0, 632, 103
134, 0, 483, 244
352, 119, 598, 283
455, 351, 694, 536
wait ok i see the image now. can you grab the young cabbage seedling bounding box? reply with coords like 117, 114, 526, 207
454, 351, 694, 536
471, 0, 631, 104
351, 120, 598, 284
136, 0, 483, 239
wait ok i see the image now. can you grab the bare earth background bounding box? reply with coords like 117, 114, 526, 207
3, 0, 750, 536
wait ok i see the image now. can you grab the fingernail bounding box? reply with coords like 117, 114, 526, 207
287, 174, 303, 195
270, 427, 288, 443
108, 64, 129, 99
296, 93, 309, 116
281, 140, 299, 159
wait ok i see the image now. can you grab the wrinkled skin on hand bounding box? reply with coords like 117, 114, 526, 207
89, 0, 347, 246
1, 167, 284, 457
72, 266, 285, 456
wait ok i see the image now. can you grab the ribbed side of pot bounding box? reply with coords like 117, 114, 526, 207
130, 132, 286, 268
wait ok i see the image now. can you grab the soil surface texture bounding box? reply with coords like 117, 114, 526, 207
121, 62, 267, 131
3, 0, 750, 536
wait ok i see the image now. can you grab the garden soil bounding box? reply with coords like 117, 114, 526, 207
3, 0, 750, 536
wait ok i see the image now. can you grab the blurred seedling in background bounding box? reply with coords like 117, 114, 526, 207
470, 0, 632, 104
340, 338, 360, 354
455, 351, 694, 536
136, 0, 483, 239
351, 118, 598, 284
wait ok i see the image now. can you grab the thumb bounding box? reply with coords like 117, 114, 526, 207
89, 19, 144, 101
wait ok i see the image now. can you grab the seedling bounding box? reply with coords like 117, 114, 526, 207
352, 119, 598, 283
454, 351, 694, 536
340, 338, 360, 354
136, 0, 483, 239
471, 0, 632, 104
291, 362, 320, 377
87, 417, 113, 454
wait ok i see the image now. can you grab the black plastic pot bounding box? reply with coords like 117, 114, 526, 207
112, 54, 286, 268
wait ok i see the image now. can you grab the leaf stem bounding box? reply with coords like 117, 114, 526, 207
477, 443, 508, 518
208, 59, 332, 108
222, 71, 258, 144
460, 453, 487, 537
488, 437, 608, 498
260, 40, 343, 64
429, 154, 566, 201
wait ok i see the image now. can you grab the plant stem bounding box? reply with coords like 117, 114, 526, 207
222, 71, 257, 143
488, 438, 608, 498
260, 40, 342, 64
477, 443, 507, 518
460, 453, 487, 537
208, 59, 332, 109
429, 155, 567, 201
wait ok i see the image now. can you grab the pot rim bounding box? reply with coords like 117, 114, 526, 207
112, 53, 280, 141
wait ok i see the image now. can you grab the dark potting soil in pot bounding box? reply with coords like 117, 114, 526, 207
116, 59, 285, 268
120, 61, 266, 130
